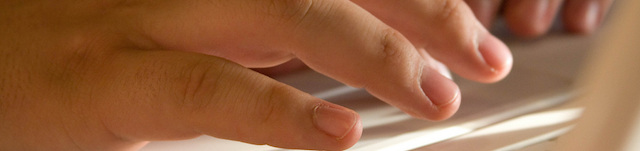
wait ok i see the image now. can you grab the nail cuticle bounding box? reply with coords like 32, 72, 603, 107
435, 90, 459, 108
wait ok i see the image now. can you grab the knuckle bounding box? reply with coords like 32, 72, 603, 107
48, 32, 113, 90
380, 30, 398, 62
176, 57, 292, 126
437, 0, 465, 25
179, 59, 232, 113
432, 0, 476, 49
378, 29, 410, 65
365, 28, 421, 89
249, 83, 290, 125
260, 0, 314, 22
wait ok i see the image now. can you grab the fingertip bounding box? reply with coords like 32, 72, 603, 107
333, 114, 363, 150
428, 91, 462, 121
408, 87, 461, 121
312, 104, 362, 150
457, 33, 513, 83
417, 66, 462, 121
420, 66, 460, 107
504, 0, 559, 38
477, 35, 513, 83
563, 0, 602, 34
506, 19, 549, 38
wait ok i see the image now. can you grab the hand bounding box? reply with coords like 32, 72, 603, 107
0, 0, 511, 150
258, 0, 614, 76
465, 0, 614, 37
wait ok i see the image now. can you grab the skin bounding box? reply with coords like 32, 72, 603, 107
263, 0, 615, 77
0, 0, 610, 150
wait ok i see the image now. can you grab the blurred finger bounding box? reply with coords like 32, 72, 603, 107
503, 0, 564, 37
562, 0, 614, 34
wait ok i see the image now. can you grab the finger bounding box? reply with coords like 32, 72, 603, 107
97, 51, 362, 150
133, 0, 461, 120
352, 0, 513, 83
503, 0, 564, 37
284, 0, 462, 120
465, 0, 504, 28
562, 0, 614, 34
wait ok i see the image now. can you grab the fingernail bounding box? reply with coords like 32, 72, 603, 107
534, 0, 550, 26
313, 106, 356, 140
516, 0, 551, 36
477, 35, 513, 73
582, 1, 600, 32
420, 66, 460, 107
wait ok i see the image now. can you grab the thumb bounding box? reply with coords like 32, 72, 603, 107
99, 50, 361, 150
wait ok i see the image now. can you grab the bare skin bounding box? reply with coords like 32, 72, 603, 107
261, 0, 614, 77
0, 0, 609, 150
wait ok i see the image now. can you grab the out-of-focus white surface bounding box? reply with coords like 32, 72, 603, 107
415, 101, 584, 151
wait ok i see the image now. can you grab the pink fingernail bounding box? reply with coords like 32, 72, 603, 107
534, 0, 550, 27
583, 1, 600, 32
478, 35, 513, 73
313, 106, 356, 140
420, 66, 460, 107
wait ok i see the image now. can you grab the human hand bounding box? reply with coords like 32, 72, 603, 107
465, 0, 614, 37
0, 0, 511, 150
258, 0, 615, 76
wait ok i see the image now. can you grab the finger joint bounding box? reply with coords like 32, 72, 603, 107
438, 0, 464, 25
180, 59, 230, 113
